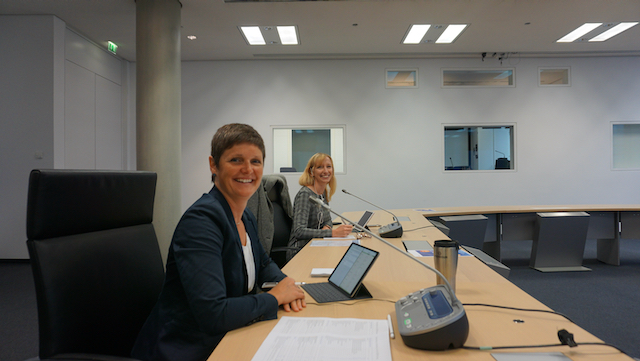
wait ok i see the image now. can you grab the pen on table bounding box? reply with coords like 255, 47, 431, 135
387, 314, 395, 339
261, 281, 305, 289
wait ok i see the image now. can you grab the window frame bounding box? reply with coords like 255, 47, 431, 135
538, 67, 571, 87
441, 68, 516, 88
611, 121, 640, 171
272, 125, 347, 174
443, 123, 517, 172
385, 68, 419, 89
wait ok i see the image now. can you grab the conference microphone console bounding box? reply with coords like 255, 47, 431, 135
395, 285, 468, 350
341, 189, 403, 238
377, 222, 403, 238
309, 196, 469, 351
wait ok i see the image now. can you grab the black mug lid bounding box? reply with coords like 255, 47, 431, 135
434, 240, 459, 249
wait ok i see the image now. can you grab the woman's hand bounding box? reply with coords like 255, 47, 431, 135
267, 277, 306, 312
283, 297, 306, 312
331, 224, 353, 237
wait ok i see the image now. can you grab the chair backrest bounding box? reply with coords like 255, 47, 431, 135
268, 181, 293, 249
26, 169, 165, 359
247, 175, 295, 267
495, 158, 510, 169
265, 176, 295, 267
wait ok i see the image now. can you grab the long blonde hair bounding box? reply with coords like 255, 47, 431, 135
298, 153, 336, 202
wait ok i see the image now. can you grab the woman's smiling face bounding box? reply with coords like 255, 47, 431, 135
209, 142, 264, 204
312, 156, 333, 187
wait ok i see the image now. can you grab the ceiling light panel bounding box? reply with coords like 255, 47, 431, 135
556, 23, 602, 42
435, 24, 468, 43
277, 26, 299, 45
403, 24, 430, 44
403, 24, 469, 44
589, 22, 638, 42
240, 26, 265, 45
239, 25, 299, 46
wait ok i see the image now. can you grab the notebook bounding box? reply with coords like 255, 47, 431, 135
301, 243, 379, 303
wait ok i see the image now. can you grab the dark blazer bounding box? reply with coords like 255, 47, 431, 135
131, 186, 286, 361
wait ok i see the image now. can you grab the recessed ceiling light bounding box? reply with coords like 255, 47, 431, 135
435, 24, 468, 43
403, 24, 430, 44
557, 23, 602, 42
240, 26, 266, 45
240, 25, 299, 46
187, 35, 197, 40
277, 26, 298, 45
589, 22, 638, 42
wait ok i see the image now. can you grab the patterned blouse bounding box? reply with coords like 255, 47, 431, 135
289, 186, 332, 247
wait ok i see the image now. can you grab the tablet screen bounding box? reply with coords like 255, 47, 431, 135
328, 243, 379, 297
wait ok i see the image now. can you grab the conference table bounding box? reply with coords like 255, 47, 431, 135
420, 205, 640, 267
208, 209, 632, 361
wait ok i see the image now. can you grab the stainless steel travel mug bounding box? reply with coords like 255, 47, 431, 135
433, 240, 459, 292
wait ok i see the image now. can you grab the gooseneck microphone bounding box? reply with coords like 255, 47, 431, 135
309, 196, 469, 350
309, 197, 452, 292
342, 189, 403, 238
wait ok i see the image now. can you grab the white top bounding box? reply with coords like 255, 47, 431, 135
241, 232, 255, 293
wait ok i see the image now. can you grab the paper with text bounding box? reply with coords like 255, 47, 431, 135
251, 317, 392, 361
311, 238, 359, 247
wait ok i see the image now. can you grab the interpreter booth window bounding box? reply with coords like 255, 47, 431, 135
539, 67, 571, 86
385, 69, 418, 88
612, 123, 640, 170
273, 126, 345, 174
442, 68, 515, 87
444, 125, 515, 171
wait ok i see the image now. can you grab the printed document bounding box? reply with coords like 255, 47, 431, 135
311, 237, 359, 247
251, 317, 392, 361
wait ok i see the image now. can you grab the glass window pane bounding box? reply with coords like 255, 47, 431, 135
443, 69, 514, 87
613, 123, 640, 169
386, 69, 418, 88
539, 67, 570, 86
444, 125, 514, 171
273, 126, 345, 173
292, 129, 330, 172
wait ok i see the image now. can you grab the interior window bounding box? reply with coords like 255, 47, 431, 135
444, 125, 514, 171
273, 126, 345, 173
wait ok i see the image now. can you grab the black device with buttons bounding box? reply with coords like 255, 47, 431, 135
395, 284, 469, 350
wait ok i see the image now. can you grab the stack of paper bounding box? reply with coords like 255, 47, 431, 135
251, 317, 392, 361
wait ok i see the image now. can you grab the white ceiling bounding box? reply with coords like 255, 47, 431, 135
2, 0, 639, 62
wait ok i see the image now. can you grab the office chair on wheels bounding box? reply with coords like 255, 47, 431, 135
247, 174, 297, 268
267, 177, 297, 267
26, 170, 165, 361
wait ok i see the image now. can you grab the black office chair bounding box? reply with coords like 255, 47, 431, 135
26, 169, 165, 361
247, 175, 297, 268
495, 157, 510, 169
266, 177, 297, 267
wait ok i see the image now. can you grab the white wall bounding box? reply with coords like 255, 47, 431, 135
181, 57, 640, 215
0, 16, 131, 259
0, 15, 62, 259
64, 28, 127, 170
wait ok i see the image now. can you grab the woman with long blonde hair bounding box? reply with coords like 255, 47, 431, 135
289, 153, 353, 249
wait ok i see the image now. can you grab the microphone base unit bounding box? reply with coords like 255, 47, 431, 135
379, 223, 403, 238
395, 285, 469, 350
310, 195, 468, 350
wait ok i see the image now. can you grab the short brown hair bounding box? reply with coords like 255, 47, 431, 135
210, 123, 265, 182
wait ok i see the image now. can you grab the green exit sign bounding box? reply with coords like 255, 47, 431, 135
107, 41, 118, 54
